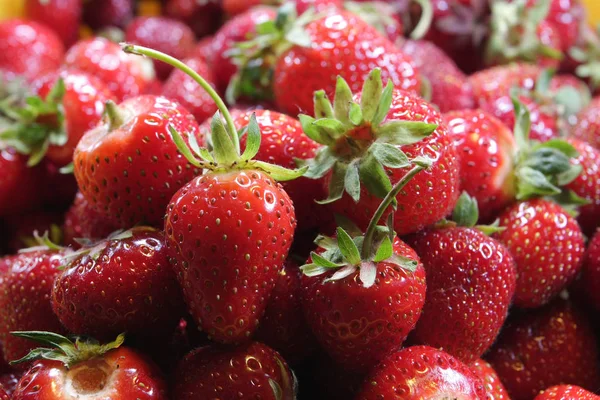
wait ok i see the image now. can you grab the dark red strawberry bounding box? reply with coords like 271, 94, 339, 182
486, 299, 600, 400
470, 359, 511, 400
39, 159, 78, 210
572, 97, 600, 149
64, 38, 155, 101
4, 211, 63, 253
173, 342, 296, 400
164, 0, 223, 38
0, 148, 43, 218
73, 95, 203, 228
162, 56, 218, 124
407, 193, 517, 363
125, 16, 196, 81
11, 333, 168, 399
0, 372, 22, 396
83, 0, 134, 30
25, 0, 81, 47
357, 345, 487, 399
534, 385, 600, 400
62, 192, 119, 248
582, 230, 600, 311
0, 20, 64, 82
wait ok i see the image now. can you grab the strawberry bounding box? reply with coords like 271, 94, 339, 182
83, 0, 134, 30
0, 20, 65, 82
406, 193, 517, 363
73, 95, 203, 228
534, 385, 600, 400
0, 148, 43, 217
572, 97, 600, 149
11, 332, 168, 399
64, 38, 155, 102
470, 359, 511, 400
357, 345, 487, 399
62, 192, 119, 248
582, 230, 600, 310
0, 385, 7, 400
173, 342, 296, 399
125, 17, 196, 81
52, 227, 185, 341
4, 211, 63, 253
0, 372, 22, 396
164, 0, 224, 38
25, 0, 81, 47
544, 0, 586, 52
486, 299, 600, 400
399, 38, 475, 113
192, 36, 215, 65
222, 0, 342, 16
162, 56, 218, 124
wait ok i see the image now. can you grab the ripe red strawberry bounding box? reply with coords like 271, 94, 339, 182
357, 345, 487, 399
399, 38, 475, 113
64, 38, 155, 101
470, 359, 511, 400
534, 385, 600, 400
582, 230, 600, 310
0, 148, 43, 217
125, 17, 196, 81
83, 0, 134, 30
572, 97, 600, 149
173, 342, 296, 399
406, 194, 517, 363
486, 299, 600, 400
25, 0, 81, 47
52, 227, 185, 341
0, 20, 64, 82
164, 0, 223, 38
0, 385, 7, 400
62, 192, 119, 248
73, 95, 203, 228
162, 56, 218, 124
11, 333, 168, 399
0, 249, 67, 368
541, 0, 586, 52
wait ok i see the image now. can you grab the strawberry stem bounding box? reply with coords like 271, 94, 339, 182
410, 0, 434, 40
104, 100, 126, 131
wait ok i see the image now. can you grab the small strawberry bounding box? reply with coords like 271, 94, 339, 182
64, 38, 155, 101
173, 342, 296, 400
11, 332, 168, 399
357, 345, 487, 399
83, 0, 134, 30
534, 385, 600, 400
162, 56, 218, 124
0, 148, 43, 218
582, 230, 600, 311
164, 0, 224, 38
62, 192, 119, 248
125, 16, 196, 81
572, 97, 600, 149
25, 0, 81, 47
470, 359, 511, 400
73, 95, 203, 228
486, 299, 600, 400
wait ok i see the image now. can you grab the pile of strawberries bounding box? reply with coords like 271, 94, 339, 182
2, 0, 600, 399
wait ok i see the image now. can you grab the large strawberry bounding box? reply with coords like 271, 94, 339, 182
357, 346, 487, 399
62, 192, 119, 248
407, 193, 516, 363
73, 95, 202, 228
25, 0, 81, 47
534, 385, 600, 400
470, 359, 511, 400
11, 332, 168, 399
173, 342, 296, 399
486, 299, 600, 400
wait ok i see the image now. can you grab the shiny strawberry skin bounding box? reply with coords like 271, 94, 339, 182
0, 148, 43, 217
572, 97, 600, 150
165, 170, 296, 344
445, 109, 516, 221
470, 359, 511, 400
494, 199, 585, 308
543, 0, 586, 52
162, 56, 218, 124
534, 385, 600, 400
407, 227, 516, 363
0, 20, 64, 82
25, 0, 81, 48
274, 10, 420, 116
83, 0, 134, 30
582, 230, 600, 310
12, 347, 168, 399
357, 345, 487, 400
0, 251, 67, 368
173, 342, 295, 400
52, 228, 185, 341
301, 237, 426, 373
486, 299, 600, 400
125, 17, 196, 81
32, 69, 116, 167
327, 90, 460, 236
64, 38, 155, 101
62, 192, 119, 248
73, 95, 203, 228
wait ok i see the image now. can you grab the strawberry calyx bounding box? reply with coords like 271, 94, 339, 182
445, 192, 505, 235
10, 331, 125, 369
570, 26, 600, 89
18, 230, 65, 253
122, 44, 306, 182
526, 68, 590, 119
297, 68, 437, 204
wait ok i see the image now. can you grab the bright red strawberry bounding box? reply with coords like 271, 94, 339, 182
162, 56, 218, 124
486, 299, 600, 400
11, 333, 168, 400
582, 230, 600, 310
64, 38, 155, 101
25, 0, 81, 47
73, 95, 203, 228
0, 20, 64, 82
407, 194, 517, 363
62, 192, 119, 248
470, 359, 511, 400
534, 385, 600, 400
83, 0, 134, 30
173, 342, 296, 399
0, 148, 43, 217
541, 0, 586, 52
52, 227, 185, 341
357, 345, 487, 399
572, 97, 600, 149
125, 17, 196, 81
399, 38, 475, 113
0, 249, 67, 368
164, 0, 223, 38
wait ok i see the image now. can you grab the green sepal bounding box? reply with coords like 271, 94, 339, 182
168, 125, 206, 168
387, 254, 418, 272
370, 142, 410, 169
371, 80, 394, 127
373, 236, 393, 262
553, 85, 591, 117
516, 166, 561, 199
475, 219, 507, 236
211, 112, 239, 165
300, 264, 330, 277
349, 102, 363, 126
452, 192, 479, 228
334, 214, 363, 237
297, 147, 337, 179
512, 94, 531, 150
240, 114, 261, 161
361, 68, 383, 123
359, 153, 392, 199
344, 160, 361, 202
316, 161, 347, 204
299, 114, 334, 145
314, 90, 334, 119
314, 235, 338, 251
375, 121, 438, 145
310, 251, 344, 268
251, 160, 307, 181
333, 76, 354, 126
336, 227, 361, 266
